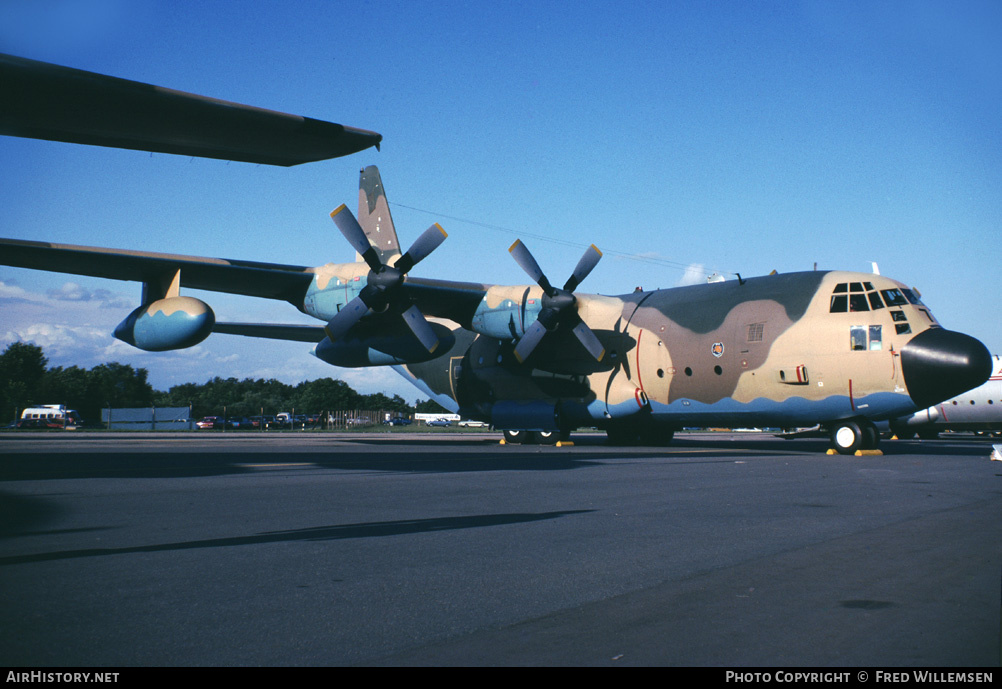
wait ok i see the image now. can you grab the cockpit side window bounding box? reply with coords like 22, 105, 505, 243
901, 288, 924, 306
881, 289, 908, 306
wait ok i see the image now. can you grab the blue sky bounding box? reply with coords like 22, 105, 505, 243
1, 0, 1000, 403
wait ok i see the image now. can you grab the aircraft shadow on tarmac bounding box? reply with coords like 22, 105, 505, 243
0, 509, 593, 566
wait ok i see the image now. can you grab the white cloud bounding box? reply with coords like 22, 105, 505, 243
0, 277, 430, 402
676, 263, 708, 287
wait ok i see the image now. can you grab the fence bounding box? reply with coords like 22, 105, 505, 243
101, 406, 193, 431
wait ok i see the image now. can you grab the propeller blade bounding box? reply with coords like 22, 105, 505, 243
331, 204, 382, 273
400, 305, 440, 353
564, 244, 602, 292
395, 223, 447, 274
513, 320, 549, 363
323, 295, 369, 342
509, 240, 554, 295
571, 320, 606, 361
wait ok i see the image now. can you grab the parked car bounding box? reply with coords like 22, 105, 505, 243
427, 418, 451, 427
384, 417, 412, 426
458, 420, 488, 428
196, 416, 224, 430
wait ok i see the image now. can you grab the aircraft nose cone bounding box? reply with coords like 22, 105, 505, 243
900, 328, 992, 409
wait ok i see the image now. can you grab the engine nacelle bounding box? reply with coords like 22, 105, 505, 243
313, 322, 456, 367
114, 297, 215, 351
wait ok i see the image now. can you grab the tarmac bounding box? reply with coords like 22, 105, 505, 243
0, 430, 999, 666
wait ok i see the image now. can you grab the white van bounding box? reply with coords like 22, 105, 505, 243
19, 404, 82, 429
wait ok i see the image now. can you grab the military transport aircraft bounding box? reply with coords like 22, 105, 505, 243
0, 55, 993, 454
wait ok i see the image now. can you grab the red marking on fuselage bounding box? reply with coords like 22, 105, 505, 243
635, 328, 644, 393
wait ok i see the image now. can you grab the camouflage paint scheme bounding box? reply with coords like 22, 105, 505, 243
0, 166, 991, 452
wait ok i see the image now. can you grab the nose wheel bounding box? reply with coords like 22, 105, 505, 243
830, 419, 880, 455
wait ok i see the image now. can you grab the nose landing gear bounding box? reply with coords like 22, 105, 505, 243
829, 419, 880, 455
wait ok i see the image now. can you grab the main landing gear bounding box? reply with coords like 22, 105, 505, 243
829, 419, 881, 455
502, 429, 568, 445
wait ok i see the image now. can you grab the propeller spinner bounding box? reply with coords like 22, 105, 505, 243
326, 204, 446, 352
508, 240, 605, 363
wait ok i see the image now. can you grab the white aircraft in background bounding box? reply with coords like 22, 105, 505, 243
891, 355, 1002, 439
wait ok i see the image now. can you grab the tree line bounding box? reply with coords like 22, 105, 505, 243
0, 342, 446, 424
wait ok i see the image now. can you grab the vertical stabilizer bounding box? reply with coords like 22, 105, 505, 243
356, 165, 401, 265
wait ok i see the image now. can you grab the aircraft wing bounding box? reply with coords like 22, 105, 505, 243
212, 323, 327, 342
0, 238, 314, 304
0, 53, 381, 166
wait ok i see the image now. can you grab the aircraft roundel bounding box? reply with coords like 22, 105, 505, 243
711, 342, 725, 358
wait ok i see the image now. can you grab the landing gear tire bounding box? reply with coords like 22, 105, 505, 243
535, 430, 561, 445
861, 421, 880, 450
503, 429, 527, 444
831, 421, 864, 455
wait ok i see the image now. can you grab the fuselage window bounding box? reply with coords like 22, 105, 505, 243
850, 326, 867, 351
869, 325, 882, 350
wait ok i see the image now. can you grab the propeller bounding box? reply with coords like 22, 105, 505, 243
508, 240, 605, 363
325, 204, 447, 352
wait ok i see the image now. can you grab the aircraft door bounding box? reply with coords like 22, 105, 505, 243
631, 325, 673, 405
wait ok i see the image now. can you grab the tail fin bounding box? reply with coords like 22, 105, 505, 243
356, 165, 402, 266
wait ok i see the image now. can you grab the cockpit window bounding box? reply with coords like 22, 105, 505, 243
880, 289, 908, 306
830, 282, 886, 313
901, 288, 924, 306
849, 294, 869, 312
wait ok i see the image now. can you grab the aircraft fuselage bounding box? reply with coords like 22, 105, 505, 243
301, 262, 990, 450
